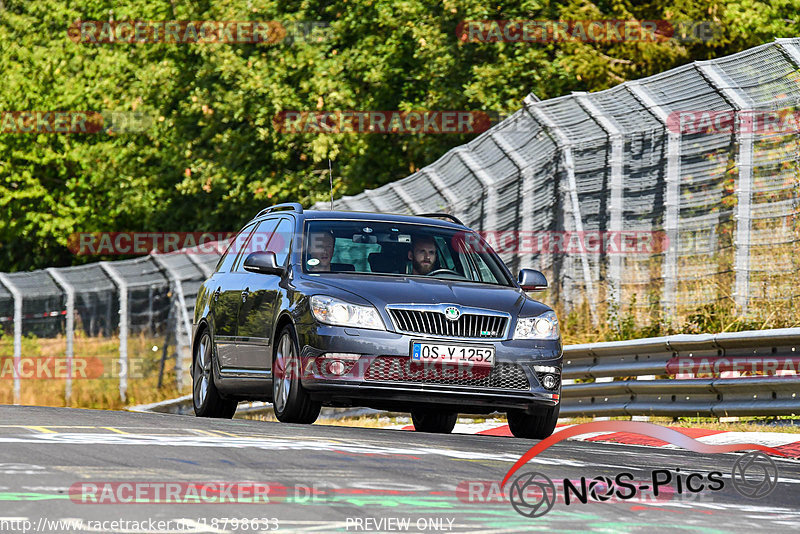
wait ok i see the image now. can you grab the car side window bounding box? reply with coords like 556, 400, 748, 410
233, 218, 279, 272
266, 218, 294, 266
215, 223, 257, 273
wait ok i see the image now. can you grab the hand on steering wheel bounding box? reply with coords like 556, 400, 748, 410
427, 268, 462, 277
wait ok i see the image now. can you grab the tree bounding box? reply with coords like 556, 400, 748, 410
1, 0, 798, 271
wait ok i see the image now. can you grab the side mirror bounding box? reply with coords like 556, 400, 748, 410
518, 269, 548, 291
243, 251, 283, 275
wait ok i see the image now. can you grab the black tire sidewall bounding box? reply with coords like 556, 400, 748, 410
193, 331, 212, 414
193, 329, 237, 418
273, 324, 319, 422
411, 409, 457, 433
507, 404, 560, 439
272, 328, 296, 419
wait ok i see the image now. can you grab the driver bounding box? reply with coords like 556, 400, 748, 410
408, 235, 438, 275
307, 230, 334, 272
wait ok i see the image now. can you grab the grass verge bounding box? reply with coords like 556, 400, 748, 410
0, 331, 185, 409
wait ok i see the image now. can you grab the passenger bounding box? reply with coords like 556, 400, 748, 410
307, 231, 334, 272
408, 236, 438, 275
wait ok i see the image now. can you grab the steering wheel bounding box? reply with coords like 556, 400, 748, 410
427, 268, 465, 278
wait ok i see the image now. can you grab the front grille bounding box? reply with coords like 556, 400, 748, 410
364, 356, 530, 390
388, 309, 508, 339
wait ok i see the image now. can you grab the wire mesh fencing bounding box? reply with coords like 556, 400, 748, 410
315, 38, 800, 325
0, 247, 227, 406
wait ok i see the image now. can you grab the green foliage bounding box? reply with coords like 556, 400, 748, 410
1, 0, 799, 271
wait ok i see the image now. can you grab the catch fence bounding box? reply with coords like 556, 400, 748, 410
315, 38, 800, 324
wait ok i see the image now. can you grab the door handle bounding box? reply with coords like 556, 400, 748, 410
213, 287, 221, 302
241, 287, 250, 302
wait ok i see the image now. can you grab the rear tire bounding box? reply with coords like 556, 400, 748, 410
507, 404, 560, 439
272, 325, 321, 424
193, 330, 238, 419
410, 409, 458, 434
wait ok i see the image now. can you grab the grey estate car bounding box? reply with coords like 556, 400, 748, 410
192, 203, 562, 438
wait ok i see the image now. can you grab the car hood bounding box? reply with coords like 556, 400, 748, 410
305, 273, 549, 315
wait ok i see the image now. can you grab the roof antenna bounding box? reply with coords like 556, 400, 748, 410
328, 158, 334, 210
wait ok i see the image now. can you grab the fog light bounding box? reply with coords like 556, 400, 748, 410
542, 374, 558, 390
327, 360, 347, 376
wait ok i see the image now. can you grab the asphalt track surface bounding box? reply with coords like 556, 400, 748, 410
0, 406, 798, 533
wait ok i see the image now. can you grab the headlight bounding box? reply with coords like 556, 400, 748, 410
310, 295, 385, 330
513, 311, 559, 340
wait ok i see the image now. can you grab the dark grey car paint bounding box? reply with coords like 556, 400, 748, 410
193, 210, 562, 414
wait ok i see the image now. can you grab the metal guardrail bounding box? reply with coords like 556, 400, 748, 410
131, 328, 800, 419
561, 328, 800, 417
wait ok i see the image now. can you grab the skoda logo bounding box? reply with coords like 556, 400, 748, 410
444, 306, 461, 321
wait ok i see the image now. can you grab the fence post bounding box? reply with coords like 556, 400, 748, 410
151, 253, 193, 391
490, 130, 537, 272
575, 93, 625, 308
528, 98, 598, 323
456, 147, 498, 233
777, 38, 800, 66
186, 253, 213, 279
697, 62, 755, 315
0, 274, 21, 405
627, 81, 683, 319
47, 268, 75, 403
99, 262, 128, 403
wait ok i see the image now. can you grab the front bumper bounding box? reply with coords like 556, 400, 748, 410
296, 324, 562, 414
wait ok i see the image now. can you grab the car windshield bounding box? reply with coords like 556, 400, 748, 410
303, 219, 513, 286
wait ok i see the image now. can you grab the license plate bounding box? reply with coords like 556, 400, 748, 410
411, 342, 495, 366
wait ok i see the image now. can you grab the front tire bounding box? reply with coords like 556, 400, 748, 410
193, 329, 238, 418
507, 404, 560, 439
272, 325, 321, 424
410, 409, 458, 433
